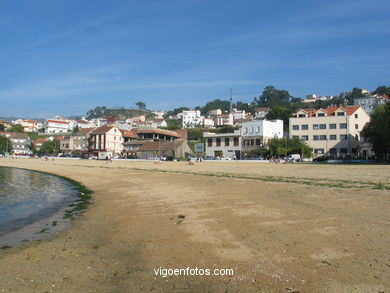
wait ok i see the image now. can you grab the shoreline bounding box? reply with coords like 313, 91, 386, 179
0, 158, 388, 292
0, 166, 92, 247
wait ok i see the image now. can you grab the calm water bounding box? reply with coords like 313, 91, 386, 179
0, 166, 78, 237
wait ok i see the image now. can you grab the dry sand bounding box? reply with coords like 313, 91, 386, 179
0, 158, 389, 292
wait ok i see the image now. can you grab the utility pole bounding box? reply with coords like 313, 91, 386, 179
230, 88, 233, 114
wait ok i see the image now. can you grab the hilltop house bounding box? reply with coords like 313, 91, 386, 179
11, 119, 39, 132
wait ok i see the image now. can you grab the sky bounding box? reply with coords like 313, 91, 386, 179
0, 0, 389, 118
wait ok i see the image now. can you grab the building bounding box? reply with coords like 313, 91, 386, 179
44, 119, 70, 133
204, 130, 242, 159
88, 126, 123, 155
232, 110, 246, 120
150, 118, 167, 128
254, 107, 270, 119
208, 109, 222, 117
303, 94, 318, 103
0, 132, 31, 154
0, 119, 12, 130
60, 128, 95, 154
214, 113, 234, 127
354, 94, 389, 114
181, 110, 202, 128
289, 106, 370, 158
135, 128, 181, 141
137, 140, 193, 159
152, 110, 167, 119
11, 119, 39, 132
76, 119, 95, 129
241, 120, 283, 154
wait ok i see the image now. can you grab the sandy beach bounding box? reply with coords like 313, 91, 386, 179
0, 158, 389, 292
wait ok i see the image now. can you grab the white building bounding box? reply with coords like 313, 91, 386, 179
152, 110, 167, 119
11, 119, 39, 132
181, 110, 202, 128
232, 110, 246, 120
241, 119, 283, 152
214, 113, 234, 127
44, 119, 70, 133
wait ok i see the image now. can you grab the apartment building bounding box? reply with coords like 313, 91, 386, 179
0, 132, 31, 154
204, 130, 241, 159
60, 128, 95, 154
44, 119, 70, 133
241, 120, 283, 153
88, 126, 123, 155
289, 106, 370, 158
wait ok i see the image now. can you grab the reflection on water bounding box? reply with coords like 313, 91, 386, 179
0, 166, 77, 236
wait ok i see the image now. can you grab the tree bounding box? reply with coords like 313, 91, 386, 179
267, 137, 312, 158
135, 101, 146, 110
7, 124, 25, 133
0, 136, 12, 154
258, 86, 292, 108
362, 103, 390, 160
201, 99, 231, 114
265, 106, 293, 131
39, 139, 60, 155
373, 85, 390, 96
164, 119, 182, 130
86, 106, 108, 119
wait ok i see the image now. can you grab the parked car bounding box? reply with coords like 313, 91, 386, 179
288, 154, 301, 162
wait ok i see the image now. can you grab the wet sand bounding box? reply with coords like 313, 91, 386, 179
0, 158, 389, 292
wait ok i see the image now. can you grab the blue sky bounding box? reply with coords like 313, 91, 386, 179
0, 0, 389, 117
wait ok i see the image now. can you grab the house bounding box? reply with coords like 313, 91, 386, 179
11, 119, 39, 132
254, 107, 270, 119
120, 129, 138, 143
0, 119, 12, 130
76, 118, 95, 129
303, 94, 318, 103
0, 132, 31, 154
208, 109, 222, 117
214, 113, 234, 127
44, 119, 70, 133
137, 140, 193, 159
241, 120, 283, 154
289, 106, 370, 158
204, 130, 242, 159
180, 110, 202, 128
151, 118, 167, 128
354, 94, 389, 114
152, 110, 167, 119
232, 110, 246, 120
60, 128, 95, 154
88, 125, 123, 155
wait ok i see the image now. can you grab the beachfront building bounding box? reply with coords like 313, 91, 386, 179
11, 119, 39, 132
289, 106, 370, 158
88, 126, 123, 155
204, 130, 242, 159
134, 128, 181, 141
241, 120, 283, 154
0, 132, 31, 154
137, 140, 193, 159
60, 128, 95, 154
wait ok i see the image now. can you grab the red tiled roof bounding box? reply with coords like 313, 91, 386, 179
47, 119, 69, 124
75, 127, 95, 135
135, 129, 180, 138
0, 132, 29, 139
139, 140, 185, 151
298, 106, 361, 117
91, 125, 115, 134
119, 129, 138, 138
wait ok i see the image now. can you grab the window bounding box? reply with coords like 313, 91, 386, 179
292, 125, 299, 130
250, 139, 254, 146
317, 113, 325, 117
340, 148, 347, 154
216, 138, 221, 146
208, 139, 212, 147
355, 124, 358, 129
337, 112, 345, 116
319, 124, 326, 129
314, 148, 324, 154
330, 135, 337, 140
301, 135, 308, 141
313, 135, 319, 140
329, 148, 337, 156
313, 124, 319, 130
233, 137, 239, 146
302, 124, 308, 130
256, 139, 261, 146
298, 114, 306, 118
329, 123, 336, 129
319, 135, 327, 140
340, 123, 347, 129
225, 138, 229, 146
340, 134, 347, 140
355, 114, 358, 118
